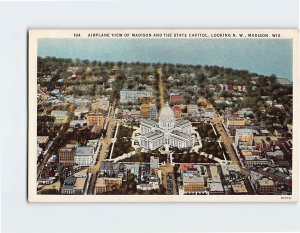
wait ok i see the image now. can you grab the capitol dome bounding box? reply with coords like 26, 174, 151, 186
159, 102, 176, 130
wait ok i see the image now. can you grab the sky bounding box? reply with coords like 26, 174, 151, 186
38, 38, 293, 80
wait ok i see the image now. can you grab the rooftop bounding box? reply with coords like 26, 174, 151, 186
265, 150, 284, 157
231, 184, 248, 193
37, 136, 49, 144
179, 163, 194, 171
75, 146, 94, 156
65, 144, 78, 149
208, 182, 224, 192
95, 177, 123, 187
70, 119, 87, 126
59, 147, 75, 153
95, 177, 106, 187
258, 177, 275, 186
100, 161, 113, 171
141, 119, 158, 127
95, 97, 109, 102
171, 130, 191, 140
227, 117, 245, 121
74, 177, 87, 190
172, 106, 182, 112
175, 119, 191, 127
187, 104, 198, 109
142, 130, 164, 140
64, 176, 77, 186
51, 110, 68, 116
183, 175, 204, 184
236, 128, 253, 135
75, 106, 89, 111
277, 78, 292, 86
253, 136, 277, 144
262, 167, 291, 180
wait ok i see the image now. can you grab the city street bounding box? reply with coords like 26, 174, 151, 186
212, 116, 250, 176
160, 164, 177, 195
157, 67, 165, 107
88, 105, 118, 194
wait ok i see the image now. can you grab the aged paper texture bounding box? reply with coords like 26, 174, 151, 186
28, 29, 299, 202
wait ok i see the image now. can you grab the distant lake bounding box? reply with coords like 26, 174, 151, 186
38, 38, 293, 81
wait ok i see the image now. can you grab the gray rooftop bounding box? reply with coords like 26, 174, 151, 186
187, 104, 198, 109
266, 150, 284, 156
171, 130, 192, 140
141, 119, 158, 127
51, 110, 68, 117
264, 167, 290, 179
75, 146, 94, 156
175, 120, 191, 127
183, 175, 204, 183
63, 176, 77, 186
209, 182, 224, 192
100, 161, 113, 171
142, 130, 164, 140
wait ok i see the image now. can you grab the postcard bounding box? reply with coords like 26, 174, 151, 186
28, 29, 298, 202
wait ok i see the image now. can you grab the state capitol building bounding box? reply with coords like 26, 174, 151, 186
139, 103, 195, 151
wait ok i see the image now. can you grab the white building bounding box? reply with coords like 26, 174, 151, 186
69, 119, 87, 128
201, 108, 215, 120
120, 89, 152, 103
74, 146, 94, 166
74, 106, 89, 117
140, 102, 195, 150
187, 104, 199, 114
51, 110, 69, 124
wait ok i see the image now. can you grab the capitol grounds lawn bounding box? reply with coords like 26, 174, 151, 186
201, 139, 230, 160
119, 151, 168, 163
172, 152, 216, 163
111, 125, 135, 159
192, 122, 230, 160
172, 138, 229, 163
192, 122, 219, 139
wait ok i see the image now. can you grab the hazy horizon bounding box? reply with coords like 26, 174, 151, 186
38, 38, 293, 80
